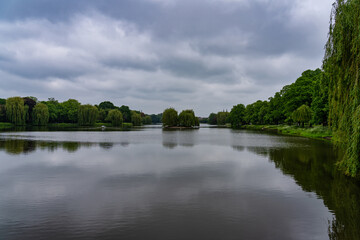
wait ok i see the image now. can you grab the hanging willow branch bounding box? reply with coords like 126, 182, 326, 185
324, 0, 360, 177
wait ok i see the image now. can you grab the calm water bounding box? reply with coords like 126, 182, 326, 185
0, 126, 359, 240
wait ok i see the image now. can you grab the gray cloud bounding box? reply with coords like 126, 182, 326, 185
0, 0, 333, 116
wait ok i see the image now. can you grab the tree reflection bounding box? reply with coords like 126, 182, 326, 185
0, 139, 101, 154
162, 130, 195, 149
247, 142, 360, 240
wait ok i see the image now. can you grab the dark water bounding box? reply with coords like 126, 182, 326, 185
0, 126, 359, 240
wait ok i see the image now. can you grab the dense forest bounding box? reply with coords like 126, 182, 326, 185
207, 69, 328, 128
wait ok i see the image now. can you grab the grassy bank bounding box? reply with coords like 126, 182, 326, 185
0, 122, 14, 130
243, 125, 332, 141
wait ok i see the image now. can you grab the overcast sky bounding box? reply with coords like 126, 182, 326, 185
0, 0, 333, 116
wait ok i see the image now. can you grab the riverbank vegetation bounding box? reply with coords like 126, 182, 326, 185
0, 97, 153, 128
243, 125, 332, 140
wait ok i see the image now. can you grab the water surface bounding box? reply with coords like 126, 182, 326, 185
0, 126, 359, 239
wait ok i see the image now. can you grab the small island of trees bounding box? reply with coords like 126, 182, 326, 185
162, 108, 199, 128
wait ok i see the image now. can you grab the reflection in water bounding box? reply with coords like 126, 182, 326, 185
247, 142, 360, 240
162, 130, 195, 148
0, 139, 122, 154
0, 139, 36, 155
0, 129, 359, 240
99, 142, 114, 150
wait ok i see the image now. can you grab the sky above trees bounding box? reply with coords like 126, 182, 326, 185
0, 0, 333, 116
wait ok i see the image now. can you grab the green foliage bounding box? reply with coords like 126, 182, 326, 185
142, 115, 152, 125
32, 103, 49, 126
98, 109, 108, 122
106, 109, 123, 126
292, 105, 312, 127
44, 98, 61, 123
6, 97, 25, 125
150, 113, 162, 124
23, 97, 37, 123
216, 111, 229, 125
60, 99, 80, 123
281, 69, 321, 119
245, 100, 268, 125
0, 104, 6, 122
122, 122, 133, 128
99, 101, 116, 110
119, 105, 131, 123
323, 0, 360, 177
228, 104, 246, 128
162, 108, 178, 127
0, 98, 6, 122
208, 113, 217, 125
178, 109, 197, 127
195, 117, 200, 126
131, 111, 142, 126
0, 122, 13, 130
78, 104, 98, 126
311, 73, 329, 125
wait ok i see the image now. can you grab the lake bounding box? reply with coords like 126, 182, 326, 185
0, 126, 359, 239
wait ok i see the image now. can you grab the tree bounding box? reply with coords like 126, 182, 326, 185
142, 115, 152, 125
60, 99, 80, 123
23, 97, 37, 123
106, 109, 123, 126
99, 101, 116, 110
228, 104, 246, 128
44, 98, 62, 123
6, 97, 25, 125
0, 98, 6, 122
323, 0, 360, 177
178, 109, 196, 127
78, 104, 98, 126
217, 111, 229, 125
32, 103, 49, 126
311, 72, 329, 126
292, 105, 312, 127
98, 109, 108, 122
119, 105, 131, 123
208, 113, 217, 125
150, 113, 162, 124
131, 111, 142, 126
162, 108, 178, 127
245, 100, 267, 125
280, 69, 321, 120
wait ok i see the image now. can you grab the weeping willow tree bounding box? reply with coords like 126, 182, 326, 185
178, 109, 197, 127
32, 103, 49, 126
6, 97, 25, 125
106, 109, 123, 126
78, 105, 98, 126
324, 0, 360, 177
292, 105, 312, 127
131, 111, 142, 126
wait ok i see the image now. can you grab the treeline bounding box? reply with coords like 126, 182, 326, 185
207, 69, 328, 128
0, 97, 155, 127
162, 108, 199, 128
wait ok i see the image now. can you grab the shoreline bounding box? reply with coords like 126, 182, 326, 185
240, 125, 332, 141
